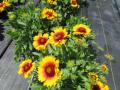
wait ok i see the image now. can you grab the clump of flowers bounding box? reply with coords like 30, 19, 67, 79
4, 0, 110, 90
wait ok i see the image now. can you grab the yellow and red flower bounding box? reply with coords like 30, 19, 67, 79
33, 33, 49, 51
38, 56, 61, 87
47, 0, 57, 5
49, 27, 69, 46
88, 72, 98, 81
70, 0, 78, 8
0, 1, 10, 12
41, 8, 57, 20
18, 59, 35, 79
91, 81, 109, 90
73, 24, 91, 37
101, 64, 108, 73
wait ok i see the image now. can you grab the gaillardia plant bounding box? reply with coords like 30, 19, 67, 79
4, 0, 110, 90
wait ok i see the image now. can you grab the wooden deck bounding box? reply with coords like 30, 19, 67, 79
0, 0, 120, 90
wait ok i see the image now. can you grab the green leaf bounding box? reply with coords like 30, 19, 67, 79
17, 20, 26, 26
29, 42, 33, 51
31, 84, 46, 90
85, 82, 91, 90
48, 45, 53, 54
66, 60, 75, 68
77, 85, 82, 90
20, 0, 25, 3
32, 52, 41, 56
8, 0, 18, 3
71, 74, 78, 80
62, 69, 70, 80
64, 0, 69, 4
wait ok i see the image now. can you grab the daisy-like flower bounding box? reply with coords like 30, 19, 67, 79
73, 24, 91, 37
104, 53, 114, 61
41, 8, 57, 20
47, 0, 57, 5
18, 59, 35, 79
33, 33, 49, 51
101, 64, 108, 73
91, 81, 109, 90
49, 27, 69, 46
88, 72, 98, 81
0, 1, 10, 12
70, 0, 78, 8
38, 56, 61, 87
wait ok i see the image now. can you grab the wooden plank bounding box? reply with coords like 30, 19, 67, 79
96, 0, 120, 90
0, 42, 28, 90
0, 23, 12, 58
87, 0, 116, 90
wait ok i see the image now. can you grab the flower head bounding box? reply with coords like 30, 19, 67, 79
50, 27, 69, 46
41, 8, 57, 20
18, 59, 35, 79
101, 64, 108, 73
38, 56, 61, 87
91, 81, 109, 90
33, 33, 49, 51
70, 0, 78, 8
105, 53, 114, 61
88, 72, 98, 81
47, 0, 57, 5
73, 24, 91, 37
0, 1, 10, 12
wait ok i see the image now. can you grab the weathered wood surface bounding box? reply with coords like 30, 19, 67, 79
87, 0, 120, 90
0, 23, 12, 58
115, 0, 120, 14
0, 42, 28, 90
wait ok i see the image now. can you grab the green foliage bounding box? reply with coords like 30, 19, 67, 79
8, 0, 25, 3
3, 0, 109, 90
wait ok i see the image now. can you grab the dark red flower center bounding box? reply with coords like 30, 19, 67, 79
45, 11, 53, 17
77, 27, 86, 33
72, 0, 77, 5
0, 3, 5, 8
38, 37, 47, 45
53, 32, 65, 42
22, 63, 32, 73
92, 85, 101, 90
44, 62, 55, 78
